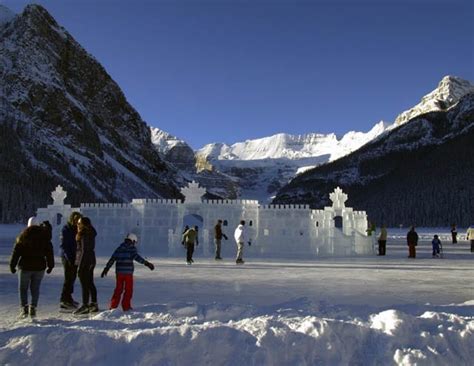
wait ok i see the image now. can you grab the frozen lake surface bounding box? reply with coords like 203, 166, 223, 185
0, 226, 473, 365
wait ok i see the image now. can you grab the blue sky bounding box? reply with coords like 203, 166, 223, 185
3, 0, 473, 148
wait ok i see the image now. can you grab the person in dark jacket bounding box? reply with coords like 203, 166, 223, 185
73, 217, 98, 315
9, 217, 54, 318
432, 235, 442, 258
101, 233, 154, 311
214, 220, 228, 260
59, 211, 82, 309
450, 224, 457, 244
407, 226, 419, 258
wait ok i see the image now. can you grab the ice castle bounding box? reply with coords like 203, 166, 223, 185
35, 182, 373, 257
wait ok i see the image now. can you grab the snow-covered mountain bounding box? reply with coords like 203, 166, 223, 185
274, 92, 474, 226
150, 127, 239, 199
394, 76, 474, 126
0, 5, 183, 222
196, 76, 473, 203
199, 121, 389, 162
195, 122, 391, 202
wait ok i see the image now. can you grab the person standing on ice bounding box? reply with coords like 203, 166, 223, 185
59, 211, 82, 310
432, 235, 442, 258
9, 217, 54, 319
101, 233, 154, 311
466, 226, 474, 253
182, 226, 199, 265
73, 217, 99, 315
450, 224, 458, 244
214, 219, 228, 260
406, 226, 418, 258
377, 224, 387, 256
234, 220, 251, 264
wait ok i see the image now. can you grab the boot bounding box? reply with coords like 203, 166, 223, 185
18, 306, 28, 319
73, 304, 90, 315
89, 303, 99, 313
29, 305, 36, 318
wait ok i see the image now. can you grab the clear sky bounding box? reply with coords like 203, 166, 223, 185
3, 0, 473, 148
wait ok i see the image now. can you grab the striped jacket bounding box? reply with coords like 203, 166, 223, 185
104, 241, 146, 274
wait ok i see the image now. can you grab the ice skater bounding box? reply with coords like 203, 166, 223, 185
73, 217, 99, 315
9, 217, 54, 319
406, 226, 418, 258
101, 233, 154, 311
234, 220, 251, 264
59, 211, 82, 310
450, 224, 457, 244
182, 226, 199, 265
377, 224, 387, 256
214, 219, 228, 260
432, 235, 442, 258
467, 226, 474, 253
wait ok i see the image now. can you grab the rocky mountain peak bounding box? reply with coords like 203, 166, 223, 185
394, 75, 474, 126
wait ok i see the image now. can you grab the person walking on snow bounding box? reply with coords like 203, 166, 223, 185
182, 226, 199, 265
234, 220, 251, 264
406, 226, 418, 258
101, 233, 154, 311
214, 219, 228, 260
73, 217, 99, 315
377, 224, 387, 256
432, 235, 442, 258
59, 211, 82, 310
10, 217, 54, 318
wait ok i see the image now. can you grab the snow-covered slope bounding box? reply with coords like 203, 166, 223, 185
196, 122, 390, 202
0, 5, 183, 222
274, 92, 474, 226
199, 121, 389, 162
394, 76, 474, 126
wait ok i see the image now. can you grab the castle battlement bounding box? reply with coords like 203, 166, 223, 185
35, 183, 372, 258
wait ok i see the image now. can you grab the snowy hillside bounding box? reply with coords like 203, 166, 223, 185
274, 92, 474, 226
195, 76, 473, 203
395, 76, 474, 126
0, 226, 473, 365
0, 5, 183, 222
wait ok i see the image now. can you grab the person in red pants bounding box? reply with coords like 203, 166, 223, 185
101, 233, 154, 311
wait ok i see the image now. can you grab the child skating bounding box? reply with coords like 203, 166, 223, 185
101, 233, 154, 311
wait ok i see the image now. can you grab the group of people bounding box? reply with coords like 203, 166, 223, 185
9, 212, 155, 319
376, 224, 474, 258
181, 219, 251, 265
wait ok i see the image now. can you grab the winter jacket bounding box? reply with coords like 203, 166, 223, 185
60, 223, 78, 263
234, 224, 246, 243
407, 230, 419, 246
182, 228, 198, 245
10, 226, 54, 272
432, 238, 441, 250
466, 227, 474, 240
75, 227, 97, 270
214, 224, 227, 240
104, 241, 146, 274
378, 227, 388, 241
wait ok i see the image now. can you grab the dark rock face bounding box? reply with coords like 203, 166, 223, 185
274, 94, 474, 227
0, 5, 182, 222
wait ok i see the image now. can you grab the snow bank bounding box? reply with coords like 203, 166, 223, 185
0, 301, 472, 365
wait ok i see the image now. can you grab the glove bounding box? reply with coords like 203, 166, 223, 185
248, 241, 252, 246
46, 267, 53, 274
10, 267, 16, 274
223, 234, 228, 240
101, 268, 108, 278
144, 261, 155, 271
